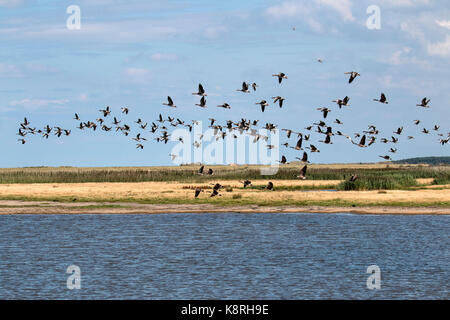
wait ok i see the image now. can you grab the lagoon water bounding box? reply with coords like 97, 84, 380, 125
0, 213, 448, 299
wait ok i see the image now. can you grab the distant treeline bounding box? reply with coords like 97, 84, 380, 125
394, 157, 450, 165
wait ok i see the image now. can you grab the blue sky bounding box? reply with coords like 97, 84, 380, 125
0, 0, 449, 167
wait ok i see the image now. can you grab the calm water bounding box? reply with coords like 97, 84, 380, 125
0, 213, 448, 299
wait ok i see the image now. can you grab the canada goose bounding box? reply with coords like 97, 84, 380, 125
210, 189, 221, 197
73, 113, 80, 120
18, 139, 26, 144
272, 96, 285, 108
256, 100, 269, 112
207, 168, 214, 175
353, 135, 367, 148
113, 117, 121, 125
23, 117, 30, 126
196, 96, 207, 108
265, 182, 274, 190
241, 180, 252, 188
217, 103, 231, 109
317, 58, 323, 63
99, 106, 111, 117
334, 119, 343, 125
136, 144, 144, 149
373, 93, 388, 104
379, 155, 391, 161
344, 71, 360, 84
163, 96, 176, 108
121, 107, 129, 114
319, 135, 333, 144
278, 155, 288, 164
349, 174, 358, 182
237, 82, 250, 93
389, 148, 397, 153
197, 165, 205, 175
414, 120, 421, 125
272, 72, 288, 84
297, 165, 307, 179
391, 136, 399, 143
422, 128, 430, 134
169, 154, 177, 161
194, 188, 204, 198
296, 151, 309, 163
332, 96, 350, 108
192, 83, 207, 96
251, 83, 258, 91
394, 127, 403, 135
407, 136, 414, 140
433, 125, 440, 131
417, 97, 430, 108
316, 107, 330, 119
307, 145, 320, 153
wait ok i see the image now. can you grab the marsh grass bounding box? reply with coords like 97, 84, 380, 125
1, 165, 448, 184
338, 175, 418, 191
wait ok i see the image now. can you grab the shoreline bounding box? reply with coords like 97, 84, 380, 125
0, 200, 449, 215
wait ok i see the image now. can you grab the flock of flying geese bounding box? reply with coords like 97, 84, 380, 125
16, 64, 449, 198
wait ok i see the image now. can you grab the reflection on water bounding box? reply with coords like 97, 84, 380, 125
0, 213, 448, 299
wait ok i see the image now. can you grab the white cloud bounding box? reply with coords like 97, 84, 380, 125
427, 36, 450, 57
265, 0, 354, 22
0, 63, 23, 78
151, 53, 178, 61
9, 98, 69, 109
0, 0, 23, 7
377, 0, 431, 7
436, 20, 450, 30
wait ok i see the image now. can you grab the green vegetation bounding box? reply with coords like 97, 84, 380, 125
394, 157, 450, 165
0, 165, 449, 184
338, 175, 418, 191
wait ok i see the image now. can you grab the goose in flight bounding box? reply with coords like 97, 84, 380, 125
121, 107, 129, 114
99, 106, 111, 117
73, 113, 80, 121
136, 144, 144, 149
196, 96, 207, 108
345, 71, 360, 84
317, 107, 331, 119
319, 135, 333, 144
272, 96, 285, 108
413, 120, 421, 125
307, 144, 320, 153
334, 119, 343, 125
353, 135, 367, 148
417, 97, 430, 108
379, 155, 391, 161
422, 128, 430, 134
18, 139, 26, 144
297, 165, 307, 180
278, 155, 288, 164
197, 165, 205, 175
272, 72, 288, 84
251, 83, 258, 91
237, 82, 250, 93
295, 151, 309, 163
163, 96, 176, 108
290, 137, 303, 151
349, 174, 358, 182
192, 83, 207, 96
194, 188, 204, 198
394, 127, 403, 135
373, 93, 388, 104
241, 180, 252, 188
256, 100, 269, 112
217, 103, 231, 109
332, 96, 350, 108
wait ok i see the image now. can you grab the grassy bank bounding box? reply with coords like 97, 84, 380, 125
0, 164, 449, 184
